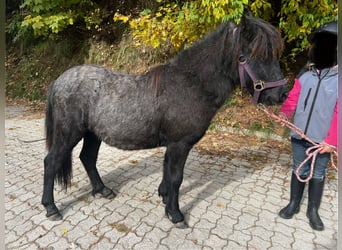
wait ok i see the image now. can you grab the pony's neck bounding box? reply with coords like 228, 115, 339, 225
172, 24, 232, 75
170, 23, 237, 106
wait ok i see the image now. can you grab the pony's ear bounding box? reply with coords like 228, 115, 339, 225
239, 15, 247, 29
242, 7, 253, 19
240, 8, 253, 27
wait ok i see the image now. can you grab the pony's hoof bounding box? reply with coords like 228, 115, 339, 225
93, 186, 116, 199
166, 210, 186, 227
101, 187, 116, 198
47, 212, 63, 221
174, 221, 188, 229
45, 204, 63, 221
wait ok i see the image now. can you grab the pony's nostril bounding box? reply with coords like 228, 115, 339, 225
266, 96, 274, 105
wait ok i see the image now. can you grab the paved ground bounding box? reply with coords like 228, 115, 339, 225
5, 106, 338, 249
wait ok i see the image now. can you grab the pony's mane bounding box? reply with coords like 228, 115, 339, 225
233, 15, 284, 61
167, 21, 234, 80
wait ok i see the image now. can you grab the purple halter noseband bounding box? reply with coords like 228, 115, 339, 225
238, 56, 287, 103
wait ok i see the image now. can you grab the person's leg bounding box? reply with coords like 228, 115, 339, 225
307, 152, 330, 231
279, 138, 308, 219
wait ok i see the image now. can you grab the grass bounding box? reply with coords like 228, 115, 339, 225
86, 33, 169, 73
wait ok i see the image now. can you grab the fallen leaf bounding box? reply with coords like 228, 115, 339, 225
109, 222, 129, 233
217, 204, 225, 209
129, 160, 138, 164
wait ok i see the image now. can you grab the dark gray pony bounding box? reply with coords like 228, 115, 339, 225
42, 15, 288, 227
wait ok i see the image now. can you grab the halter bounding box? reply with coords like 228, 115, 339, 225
238, 56, 287, 102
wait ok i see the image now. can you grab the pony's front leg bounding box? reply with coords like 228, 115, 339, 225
162, 143, 191, 228
42, 153, 63, 221
158, 152, 169, 204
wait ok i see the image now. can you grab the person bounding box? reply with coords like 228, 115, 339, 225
277, 21, 338, 231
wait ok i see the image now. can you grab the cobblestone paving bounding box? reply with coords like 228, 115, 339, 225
5, 107, 338, 249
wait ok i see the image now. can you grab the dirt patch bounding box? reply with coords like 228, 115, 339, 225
212, 91, 289, 137
195, 129, 292, 167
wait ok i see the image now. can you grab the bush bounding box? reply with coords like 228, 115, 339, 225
280, 0, 337, 57
9, 0, 338, 58
114, 0, 337, 57
114, 0, 247, 50
5, 0, 338, 102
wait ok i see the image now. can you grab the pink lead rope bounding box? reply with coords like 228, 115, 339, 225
258, 104, 338, 182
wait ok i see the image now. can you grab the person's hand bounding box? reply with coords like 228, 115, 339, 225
318, 142, 336, 154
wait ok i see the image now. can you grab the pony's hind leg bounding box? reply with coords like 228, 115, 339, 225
80, 132, 115, 198
42, 147, 73, 221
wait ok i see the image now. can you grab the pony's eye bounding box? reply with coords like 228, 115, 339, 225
239, 56, 247, 63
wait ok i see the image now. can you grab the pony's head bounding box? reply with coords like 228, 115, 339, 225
232, 15, 288, 105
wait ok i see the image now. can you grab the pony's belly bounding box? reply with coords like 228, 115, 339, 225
103, 138, 160, 150
98, 130, 161, 150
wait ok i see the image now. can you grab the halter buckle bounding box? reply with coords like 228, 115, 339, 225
254, 80, 265, 91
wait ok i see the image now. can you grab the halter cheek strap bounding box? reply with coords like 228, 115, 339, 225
238, 57, 287, 102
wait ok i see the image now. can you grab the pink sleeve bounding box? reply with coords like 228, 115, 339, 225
324, 102, 338, 148
279, 78, 301, 119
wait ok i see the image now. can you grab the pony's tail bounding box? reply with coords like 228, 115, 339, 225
45, 83, 54, 151
56, 154, 72, 190
45, 82, 72, 190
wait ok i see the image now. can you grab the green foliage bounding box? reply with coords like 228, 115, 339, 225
6, 11, 36, 49
279, 0, 338, 57
114, 0, 337, 56
5, 0, 338, 102
21, 0, 87, 36
11, 0, 338, 56
18, 0, 114, 38
114, 0, 250, 50
6, 38, 89, 101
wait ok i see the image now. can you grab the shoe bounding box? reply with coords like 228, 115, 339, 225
279, 172, 306, 219
307, 178, 325, 231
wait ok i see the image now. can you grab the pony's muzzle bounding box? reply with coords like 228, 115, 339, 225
280, 89, 288, 102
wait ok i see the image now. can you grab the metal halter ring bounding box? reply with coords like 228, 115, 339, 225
238, 55, 247, 64
253, 80, 265, 91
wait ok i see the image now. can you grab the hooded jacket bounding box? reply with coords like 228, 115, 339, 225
279, 66, 338, 147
